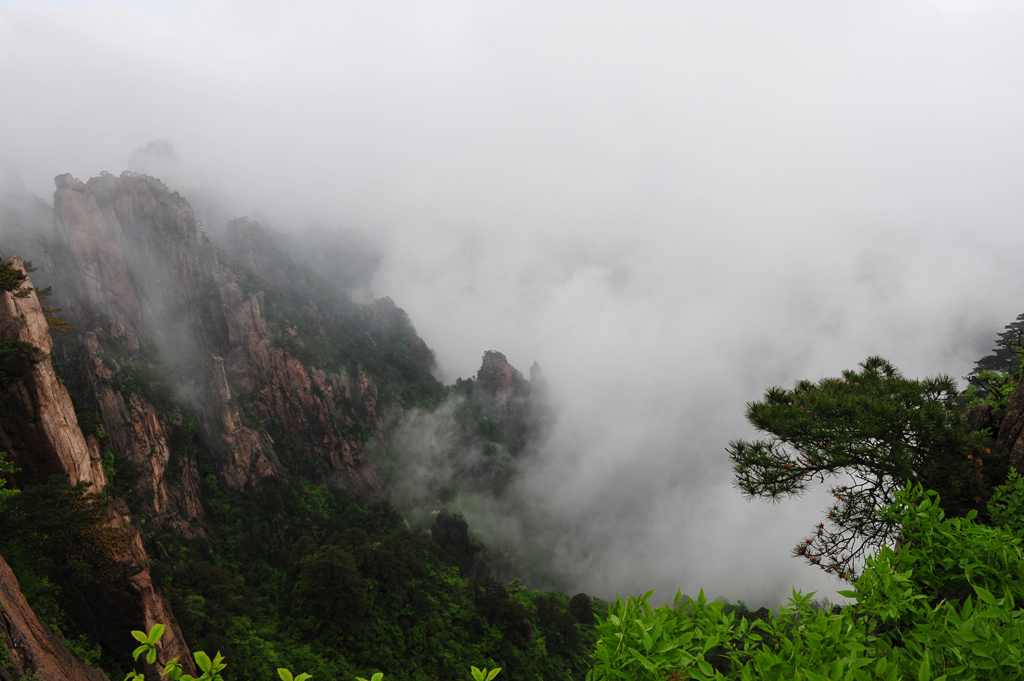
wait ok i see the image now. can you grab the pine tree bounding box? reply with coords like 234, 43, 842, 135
729, 356, 993, 580
973, 312, 1024, 376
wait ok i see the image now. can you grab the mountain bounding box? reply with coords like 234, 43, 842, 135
0, 172, 588, 681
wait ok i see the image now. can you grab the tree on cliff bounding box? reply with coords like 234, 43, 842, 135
0, 259, 29, 293
973, 311, 1024, 376
728, 356, 994, 580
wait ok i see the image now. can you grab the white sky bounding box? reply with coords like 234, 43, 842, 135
3, 0, 1024, 604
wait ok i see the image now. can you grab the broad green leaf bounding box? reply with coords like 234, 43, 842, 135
148, 624, 165, 644
702, 635, 720, 654
916, 653, 930, 681
194, 650, 212, 673
627, 648, 656, 672
973, 585, 996, 605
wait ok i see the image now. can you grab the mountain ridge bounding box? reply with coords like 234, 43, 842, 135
1, 170, 569, 680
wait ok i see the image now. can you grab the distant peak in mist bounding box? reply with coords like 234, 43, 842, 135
128, 140, 182, 182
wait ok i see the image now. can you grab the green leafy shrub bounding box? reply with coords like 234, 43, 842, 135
125, 624, 501, 681
588, 479, 1024, 681
0, 260, 28, 291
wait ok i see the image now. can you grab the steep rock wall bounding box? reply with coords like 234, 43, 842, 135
0, 256, 105, 486
0, 256, 192, 678
996, 373, 1024, 471
45, 172, 383, 501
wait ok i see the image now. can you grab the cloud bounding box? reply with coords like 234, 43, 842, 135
3, 0, 1024, 604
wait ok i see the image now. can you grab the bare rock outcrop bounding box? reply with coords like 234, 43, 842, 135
0, 256, 193, 677
475, 350, 541, 455
477, 350, 531, 418
996, 374, 1024, 471
45, 172, 383, 498
0, 255, 106, 486
79, 331, 205, 532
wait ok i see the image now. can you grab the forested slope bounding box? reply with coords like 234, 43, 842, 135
0, 172, 595, 680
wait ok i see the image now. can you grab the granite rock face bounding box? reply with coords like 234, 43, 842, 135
0, 255, 193, 677
46, 172, 383, 503
0, 170, 444, 676
0, 255, 106, 486
476, 350, 547, 455
996, 374, 1024, 471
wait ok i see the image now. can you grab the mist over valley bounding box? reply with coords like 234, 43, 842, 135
2, 2, 1024, 679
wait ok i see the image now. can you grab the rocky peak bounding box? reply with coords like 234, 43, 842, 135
45, 171, 385, 500
477, 350, 529, 400
474, 351, 548, 456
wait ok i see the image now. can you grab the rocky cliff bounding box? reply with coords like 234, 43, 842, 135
0, 171, 533, 678
0, 255, 105, 486
1, 170, 441, 676
476, 350, 549, 456
43, 172, 399, 511
0, 255, 192, 678
995, 375, 1024, 471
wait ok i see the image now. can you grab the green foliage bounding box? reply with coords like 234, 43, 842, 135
66, 633, 102, 666
964, 314, 1024, 411
127, 624, 234, 681
0, 260, 28, 291
964, 367, 1021, 412
729, 356, 994, 579
972, 311, 1024, 376
470, 666, 501, 681
0, 339, 39, 387
0, 258, 73, 336
591, 480, 1024, 680
43, 305, 76, 333
0, 474, 132, 670
103, 449, 143, 499
569, 593, 596, 624
0, 451, 17, 504
219, 220, 444, 410
286, 544, 368, 628
987, 467, 1024, 534
125, 624, 505, 681
0, 476, 131, 588
150, 475, 597, 681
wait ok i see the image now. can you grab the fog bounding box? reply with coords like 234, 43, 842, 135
3, 0, 1024, 605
